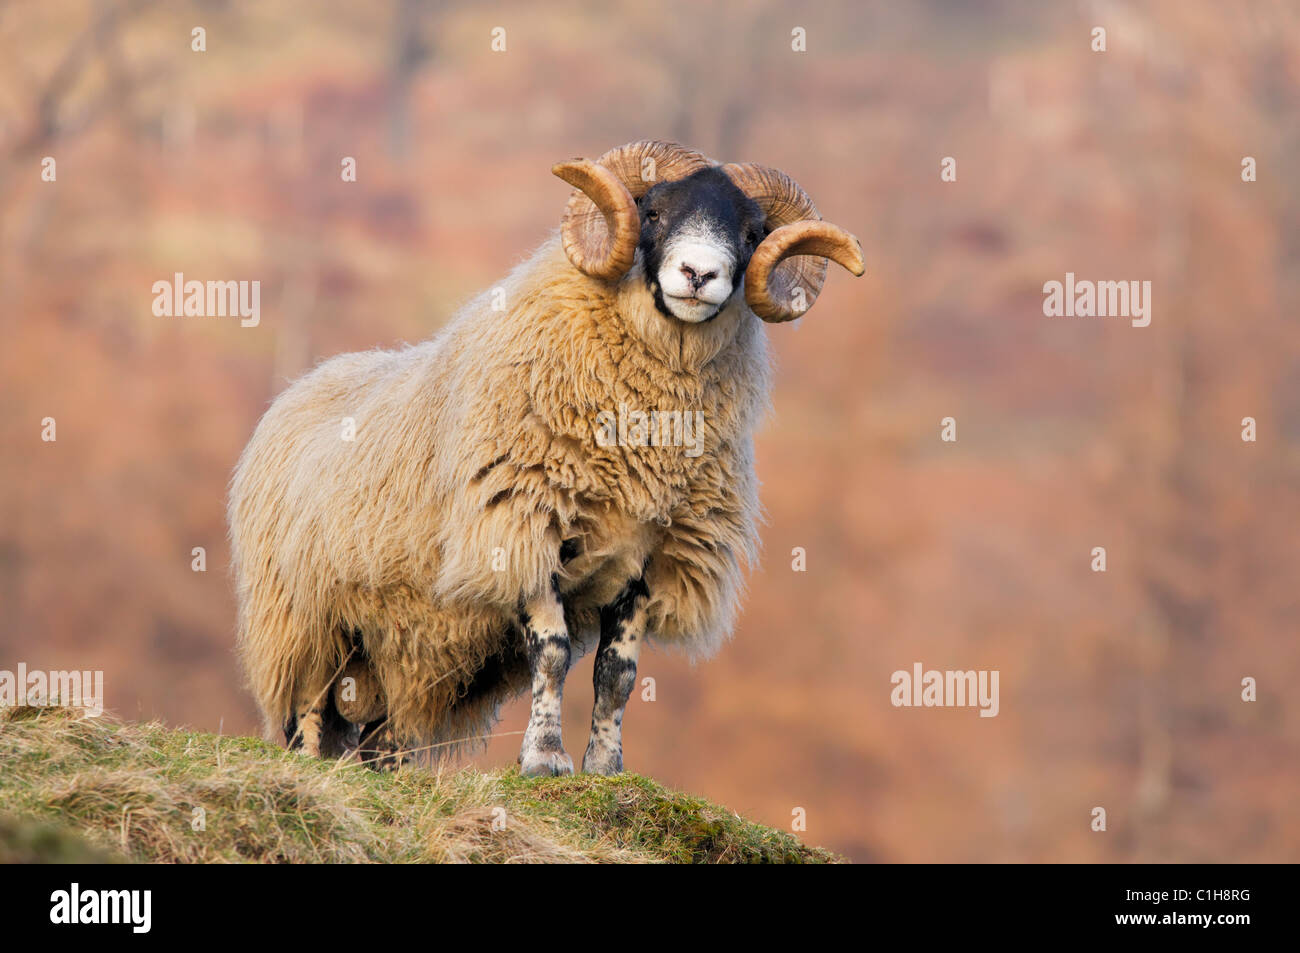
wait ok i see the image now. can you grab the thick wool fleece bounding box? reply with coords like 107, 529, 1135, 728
229, 235, 772, 752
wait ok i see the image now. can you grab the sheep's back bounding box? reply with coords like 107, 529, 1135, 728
230, 343, 455, 603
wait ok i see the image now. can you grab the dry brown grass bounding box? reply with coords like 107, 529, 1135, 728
0, 707, 836, 864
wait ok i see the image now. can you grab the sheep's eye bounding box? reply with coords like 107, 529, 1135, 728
645, 209, 659, 222
745, 230, 759, 246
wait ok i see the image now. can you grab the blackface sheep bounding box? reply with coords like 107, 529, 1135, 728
229, 140, 864, 775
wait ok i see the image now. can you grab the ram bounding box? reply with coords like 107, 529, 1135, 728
229, 140, 864, 775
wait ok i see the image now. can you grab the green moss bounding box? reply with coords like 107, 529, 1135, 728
492, 771, 835, 864
0, 814, 128, 864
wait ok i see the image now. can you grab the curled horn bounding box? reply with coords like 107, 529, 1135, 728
722, 163, 865, 323
554, 140, 713, 281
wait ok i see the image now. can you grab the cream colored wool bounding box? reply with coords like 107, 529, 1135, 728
229, 236, 771, 753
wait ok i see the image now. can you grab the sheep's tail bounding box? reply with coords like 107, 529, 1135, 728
234, 561, 350, 739
229, 435, 351, 740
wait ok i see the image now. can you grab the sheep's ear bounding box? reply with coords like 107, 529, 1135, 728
554, 159, 640, 281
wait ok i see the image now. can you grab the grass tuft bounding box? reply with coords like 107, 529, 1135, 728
0, 707, 838, 864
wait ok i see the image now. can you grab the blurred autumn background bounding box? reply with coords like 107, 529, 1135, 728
3, 0, 1299, 863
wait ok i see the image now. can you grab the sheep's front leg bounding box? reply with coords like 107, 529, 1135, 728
583, 577, 647, 775
519, 579, 574, 777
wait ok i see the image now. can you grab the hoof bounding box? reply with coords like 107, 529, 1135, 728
520, 747, 574, 778
358, 749, 410, 772
581, 744, 623, 776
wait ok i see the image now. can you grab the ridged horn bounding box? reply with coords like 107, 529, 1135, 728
555, 140, 713, 281
722, 162, 865, 322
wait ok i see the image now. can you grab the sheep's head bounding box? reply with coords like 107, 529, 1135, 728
635, 167, 765, 323
553, 139, 865, 323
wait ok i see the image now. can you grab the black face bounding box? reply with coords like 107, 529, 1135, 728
635, 167, 767, 324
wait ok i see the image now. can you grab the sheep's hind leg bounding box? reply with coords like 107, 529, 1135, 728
287, 683, 356, 758
582, 576, 647, 775
518, 578, 574, 777
286, 701, 325, 757
358, 719, 411, 772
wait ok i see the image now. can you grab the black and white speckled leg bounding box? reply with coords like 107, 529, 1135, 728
518, 576, 574, 777
582, 575, 648, 775
358, 719, 411, 772
286, 700, 324, 756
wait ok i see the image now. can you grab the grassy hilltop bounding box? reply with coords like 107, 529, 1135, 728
0, 707, 835, 864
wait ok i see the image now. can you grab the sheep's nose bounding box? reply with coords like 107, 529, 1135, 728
680, 264, 718, 293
